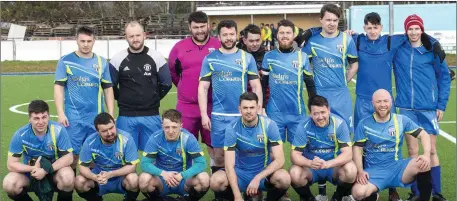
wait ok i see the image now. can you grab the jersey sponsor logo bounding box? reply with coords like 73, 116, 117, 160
71, 76, 99, 87
388, 126, 396, 137
213, 71, 241, 82
271, 73, 297, 85
208, 48, 215, 53
336, 44, 344, 53
114, 151, 124, 161
292, 60, 299, 69
256, 134, 264, 143
144, 64, 152, 76
93, 63, 100, 72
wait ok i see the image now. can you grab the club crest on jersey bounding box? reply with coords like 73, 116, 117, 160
47, 143, 54, 151
388, 127, 396, 137
327, 133, 335, 142
93, 64, 99, 72
336, 44, 344, 53
235, 59, 242, 66
208, 48, 215, 53
176, 148, 182, 155
114, 152, 123, 161
292, 60, 299, 69
256, 134, 264, 143
144, 64, 152, 76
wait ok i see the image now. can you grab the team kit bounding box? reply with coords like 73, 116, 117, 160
3, 3, 452, 201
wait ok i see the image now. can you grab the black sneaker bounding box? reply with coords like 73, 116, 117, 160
432, 193, 448, 201
405, 193, 419, 201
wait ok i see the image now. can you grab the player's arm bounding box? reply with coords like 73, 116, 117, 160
168, 45, 181, 86
302, 53, 316, 99
296, 26, 322, 48
103, 87, 114, 116
415, 129, 431, 157
433, 42, 451, 113
352, 145, 364, 173
157, 61, 173, 100
7, 155, 35, 173
108, 62, 120, 100
53, 59, 68, 126
51, 152, 73, 172
290, 123, 312, 167
198, 57, 212, 129
225, 149, 243, 200
346, 36, 359, 83
79, 163, 98, 181
260, 55, 270, 108
248, 55, 263, 108
101, 60, 115, 116
353, 123, 368, 184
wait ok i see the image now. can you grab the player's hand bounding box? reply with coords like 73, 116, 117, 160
201, 114, 211, 131
246, 176, 261, 196
319, 159, 329, 169
100, 171, 113, 181
436, 109, 444, 122
172, 172, 183, 183
345, 30, 357, 35
31, 168, 47, 180
311, 156, 324, 169
161, 171, 179, 187
416, 155, 431, 172
356, 171, 369, 185
58, 114, 69, 127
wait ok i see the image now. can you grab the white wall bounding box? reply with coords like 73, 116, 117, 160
1, 39, 182, 61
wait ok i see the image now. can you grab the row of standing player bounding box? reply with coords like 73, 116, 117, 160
3, 3, 452, 201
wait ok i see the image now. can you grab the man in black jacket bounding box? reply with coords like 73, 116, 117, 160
109, 21, 172, 151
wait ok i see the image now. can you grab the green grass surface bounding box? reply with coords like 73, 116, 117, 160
1, 75, 455, 201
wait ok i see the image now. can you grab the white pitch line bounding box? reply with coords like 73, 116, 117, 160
350, 79, 456, 144
9, 100, 58, 118
439, 121, 456, 124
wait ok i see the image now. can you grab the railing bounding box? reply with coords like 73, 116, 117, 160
0, 35, 191, 61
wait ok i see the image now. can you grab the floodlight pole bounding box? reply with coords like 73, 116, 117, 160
389, 1, 394, 35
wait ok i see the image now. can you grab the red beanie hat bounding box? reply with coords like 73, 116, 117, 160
404, 14, 424, 32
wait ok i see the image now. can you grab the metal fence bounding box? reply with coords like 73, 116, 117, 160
1, 35, 190, 61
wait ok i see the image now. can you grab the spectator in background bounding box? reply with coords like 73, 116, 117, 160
270, 23, 277, 49
210, 22, 218, 37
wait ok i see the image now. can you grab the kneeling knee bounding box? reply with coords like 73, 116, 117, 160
351, 187, 367, 200
210, 175, 227, 191
196, 172, 210, 189
125, 173, 139, 190
273, 170, 291, 189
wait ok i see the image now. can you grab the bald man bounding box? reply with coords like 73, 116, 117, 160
351, 89, 432, 201
109, 21, 172, 151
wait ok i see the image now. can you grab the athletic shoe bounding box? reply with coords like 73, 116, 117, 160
432, 193, 448, 201
405, 193, 420, 201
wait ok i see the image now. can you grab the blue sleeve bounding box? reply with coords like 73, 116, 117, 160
8, 132, 23, 157
143, 134, 159, 155
181, 156, 206, 180
141, 156, 163, 176
56, 127, 73, 153
309, 27, 322, 36
346, 35, 358, 59
157, 63, 173, 99
185, 135, 203, 156
266, 119, 282, 145
261, 54, 270, 72
354, 121, 367, 144
291, 122, 307, 151
336, 122, 351, 145
247, 54, 259, 76
54, 59, 67, 82
109, 62, 120, 100
124, 136, 139, 165
101, 59, 112, 84
224, 125, 237, 150
389, 34, 408, 51
199, 56, 212, 80
302, 52, 312, 75
402, 116, 421, 134
302, 42, 312, 58
78, 141, 92, 164
434, 56, 451, 111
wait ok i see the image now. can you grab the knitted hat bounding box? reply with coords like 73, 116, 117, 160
404, 14, 424, 32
